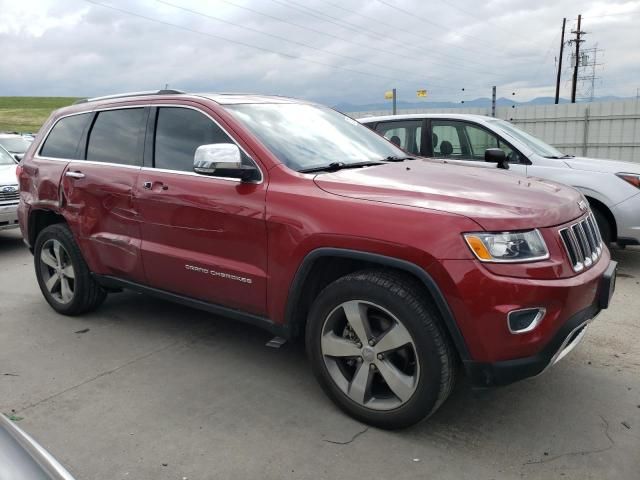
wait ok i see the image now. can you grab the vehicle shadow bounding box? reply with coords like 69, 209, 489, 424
0, 230, 27, 257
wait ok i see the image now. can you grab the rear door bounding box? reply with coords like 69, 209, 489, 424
61, 107, 146, 281
134, 105, 268, 316
373, 120, 425, 156
428, 119, 528, 175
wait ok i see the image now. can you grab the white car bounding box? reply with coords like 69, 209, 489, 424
0, 144, 19, 231
0, 133, 33, 162
360, 113, 640, 247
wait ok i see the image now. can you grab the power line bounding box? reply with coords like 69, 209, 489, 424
84, 0, 408, 84
206, 0, 495, 78
271, 0, 503, 72
375, 0, 499, 50
436, 0, 523, 38
314, 0, 515, 67
85, 0, 480, 96
154, 0, 432, 82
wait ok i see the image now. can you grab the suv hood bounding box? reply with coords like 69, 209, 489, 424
314, 160, 585, 231
563, 156, 640, 174
0, 164, 18, 185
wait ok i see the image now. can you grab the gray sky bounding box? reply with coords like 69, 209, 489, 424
1, 0, 639, 105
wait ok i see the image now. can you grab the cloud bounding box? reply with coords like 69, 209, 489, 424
1, 0, 639, 105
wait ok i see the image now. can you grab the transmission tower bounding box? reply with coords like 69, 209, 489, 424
571, 44, 603, 102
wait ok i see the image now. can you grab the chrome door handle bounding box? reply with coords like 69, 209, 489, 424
143, 181, 152, 189
65, 171, 85, 179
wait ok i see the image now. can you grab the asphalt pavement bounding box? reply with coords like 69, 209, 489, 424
1, 229, 638, 480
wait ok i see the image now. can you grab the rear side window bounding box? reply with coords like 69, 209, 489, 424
87, 108, 145, 166
375, 120, 422, 155
40, 114, 91, 159
154, 107, 234, 172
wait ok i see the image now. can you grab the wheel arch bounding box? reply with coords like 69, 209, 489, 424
284, 248, 470, 361
584, 196, 617, 241
28, 209, 67, 249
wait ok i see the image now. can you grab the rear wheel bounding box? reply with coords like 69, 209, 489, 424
34, 224, 106, 315
306, 270, 456, 429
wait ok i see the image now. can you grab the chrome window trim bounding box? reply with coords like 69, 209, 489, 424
34, 103, 264, 184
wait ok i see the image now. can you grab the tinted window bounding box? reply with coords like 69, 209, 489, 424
87, 109, 144, 166
40, 114, 91, 159
375, 120, 422, 155
432, 123, 463, 158
154, 107, 235, 172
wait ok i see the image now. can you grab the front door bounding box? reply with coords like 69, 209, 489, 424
61, 107, 146, 282
429, 120, 528, 176
135, 106, 268, 316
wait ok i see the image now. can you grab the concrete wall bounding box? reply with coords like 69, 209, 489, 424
349, 99, 640, 163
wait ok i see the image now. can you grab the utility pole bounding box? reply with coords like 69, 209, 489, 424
569, 14, 585, 103
491, 86, 496, 117
392, 88, 397, 115
555, 18, 566, 104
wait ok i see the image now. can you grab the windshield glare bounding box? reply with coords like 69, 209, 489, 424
227, 103, 406, 171
0, 137, 31, 153
488, 119, 565, 158
0, 147, 15, 165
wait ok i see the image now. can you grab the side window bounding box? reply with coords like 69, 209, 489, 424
87, 109, 145, 166
154, 107, 245, 173
375, 120, 422, 155
431, 123, 463, 158
463, 124, 499, 160
40, 113, 91, 159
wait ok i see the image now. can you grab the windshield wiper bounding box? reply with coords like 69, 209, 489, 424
383, 155, 415, 162
299, 161, 386, 173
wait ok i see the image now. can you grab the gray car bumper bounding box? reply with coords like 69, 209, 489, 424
0, 203, 19, 230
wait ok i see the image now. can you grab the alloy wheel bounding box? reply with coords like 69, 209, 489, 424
321, 300, 420, 410
39, 239, 75, 304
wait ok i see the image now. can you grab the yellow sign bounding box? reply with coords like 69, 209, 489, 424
417, 89, 428, 98
384, 90, 394, 100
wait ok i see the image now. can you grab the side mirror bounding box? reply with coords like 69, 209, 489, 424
193, 144, 259, 182
484, 148, 509, 170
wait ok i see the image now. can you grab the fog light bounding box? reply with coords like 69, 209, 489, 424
507, 308, 546, 334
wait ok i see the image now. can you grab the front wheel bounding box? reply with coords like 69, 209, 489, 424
34, 223, 106, 315
306, 270, 456, 429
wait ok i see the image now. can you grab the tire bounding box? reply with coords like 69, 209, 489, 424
306, 269, 456, 429
34, 223, 107, 315
592, 207, 612, 245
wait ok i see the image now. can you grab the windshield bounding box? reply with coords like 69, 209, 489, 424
487, 119, 567, 158
0, 146, 15, 165
0, 136, 31, 154
226, 103, 406, 171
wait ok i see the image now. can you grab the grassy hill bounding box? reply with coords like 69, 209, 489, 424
0, 97, 78, 133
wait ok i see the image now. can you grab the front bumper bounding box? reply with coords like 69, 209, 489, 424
0, 203, 19, 231
464, 260, 617, 387
612, 192, 640, 245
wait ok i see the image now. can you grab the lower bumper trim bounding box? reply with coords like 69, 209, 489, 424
464, 303, 599, 387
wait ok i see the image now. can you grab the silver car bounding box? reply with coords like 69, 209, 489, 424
360, 113, 640, 247
0, 145, 19, 231
0, 414, 76, 479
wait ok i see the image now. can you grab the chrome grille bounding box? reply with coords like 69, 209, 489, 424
559, 212, 603, 272
0, 190, 19, 203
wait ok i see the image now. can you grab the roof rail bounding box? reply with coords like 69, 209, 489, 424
73, 89, 185, 104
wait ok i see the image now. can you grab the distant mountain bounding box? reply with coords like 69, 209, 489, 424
335, 95, 630, 113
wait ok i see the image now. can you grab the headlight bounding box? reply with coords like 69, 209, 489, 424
616, 173, 640, 189
464, 229, 549, 262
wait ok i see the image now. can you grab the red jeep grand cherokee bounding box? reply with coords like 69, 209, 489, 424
18, 91, 616, 429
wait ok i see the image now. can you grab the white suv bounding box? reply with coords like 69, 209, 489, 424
0, 145, 19, 231
360, 113, 640, 247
